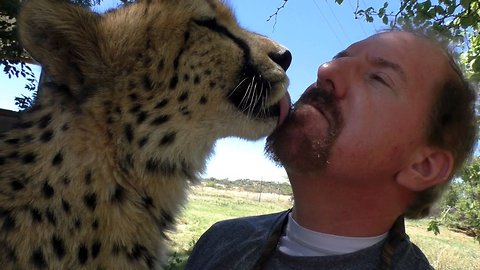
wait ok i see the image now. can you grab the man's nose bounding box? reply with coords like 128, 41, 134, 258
316, 60, 347, 99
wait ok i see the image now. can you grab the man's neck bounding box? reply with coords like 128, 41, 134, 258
289, 174, 412, 237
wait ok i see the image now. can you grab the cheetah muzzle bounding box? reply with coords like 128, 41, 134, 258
0, 0, 291, 269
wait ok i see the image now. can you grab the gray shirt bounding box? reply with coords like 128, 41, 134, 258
185, 210, 433, 270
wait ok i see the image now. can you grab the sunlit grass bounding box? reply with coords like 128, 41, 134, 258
167, 186, 292, 254
406, 219, 480, 270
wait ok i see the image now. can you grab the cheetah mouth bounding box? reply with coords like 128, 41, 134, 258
229, 66, 290, 123
276, 92, 291, 127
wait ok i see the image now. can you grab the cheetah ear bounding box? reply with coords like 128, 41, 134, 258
18, 0, 103, 98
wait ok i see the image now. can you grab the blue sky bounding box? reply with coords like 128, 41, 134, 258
0, 0, 386, 182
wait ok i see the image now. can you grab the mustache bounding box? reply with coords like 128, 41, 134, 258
295, 85, 335, 108
294, 85, 344, 133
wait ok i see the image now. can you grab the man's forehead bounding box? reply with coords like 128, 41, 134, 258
344, 31, 447, 71
347, 31, 419, 51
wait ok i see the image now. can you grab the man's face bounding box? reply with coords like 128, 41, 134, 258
266, 31, 450, 183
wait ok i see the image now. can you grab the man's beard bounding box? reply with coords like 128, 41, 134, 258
264, 86, 344, 173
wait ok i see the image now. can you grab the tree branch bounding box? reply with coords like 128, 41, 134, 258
267, 0, 288, 28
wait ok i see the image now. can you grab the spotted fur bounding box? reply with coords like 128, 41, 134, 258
0, 0, 290, 269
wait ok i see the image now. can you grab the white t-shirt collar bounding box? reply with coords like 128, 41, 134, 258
277, 213, 388, 257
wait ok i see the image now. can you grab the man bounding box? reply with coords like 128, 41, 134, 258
185, 30, 477, 270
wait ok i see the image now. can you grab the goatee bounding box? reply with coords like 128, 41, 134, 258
264, 86, 344, 172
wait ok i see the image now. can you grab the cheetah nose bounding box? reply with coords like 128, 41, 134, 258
269, 49, 292, 71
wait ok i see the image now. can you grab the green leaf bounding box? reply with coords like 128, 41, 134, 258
460, 0, 472, 9
382, 15, 388, 25
417, 1, 432, 12
378, 7, 385, 17
459, 15, 475, 28
397, 16, 404, 25
434, 5, 446, 15
447, 3, 457, 14
427, 220, 441, 235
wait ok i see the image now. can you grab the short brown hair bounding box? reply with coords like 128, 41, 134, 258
404, 32, 477, 218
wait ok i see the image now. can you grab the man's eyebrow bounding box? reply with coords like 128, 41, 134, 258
372, 57, 407, 83
333, 50, 349, 59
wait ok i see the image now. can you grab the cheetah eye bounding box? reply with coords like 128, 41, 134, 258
193, 19, 240, 45
194, 15, 215, 22
193, 18, 219, 29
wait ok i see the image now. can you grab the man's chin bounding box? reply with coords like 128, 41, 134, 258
265, 112, 311, 167
265, 132, 284, 168
265, 119, 339, 175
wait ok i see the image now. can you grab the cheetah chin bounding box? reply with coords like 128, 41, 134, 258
0, 0, 291, 269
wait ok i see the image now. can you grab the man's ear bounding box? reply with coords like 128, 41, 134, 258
396, 147, 454, 191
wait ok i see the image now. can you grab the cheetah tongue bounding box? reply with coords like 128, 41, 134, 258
277, 92, 291, 127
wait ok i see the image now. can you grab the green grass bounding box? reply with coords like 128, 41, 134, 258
165, 185, 480, 270
406, 219, 480, 270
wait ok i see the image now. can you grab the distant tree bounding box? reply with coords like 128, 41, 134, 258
1, 0, 36, 109
440, 160, 479, 242
201, 178, 293, 196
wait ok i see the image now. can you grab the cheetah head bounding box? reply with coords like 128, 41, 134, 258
18, 0, 291, 155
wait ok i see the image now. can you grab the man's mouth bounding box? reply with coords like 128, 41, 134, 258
301, 84, 334, 104
294, 83, 338, 125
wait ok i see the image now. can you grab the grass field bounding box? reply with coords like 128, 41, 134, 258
166, 185, 480, 270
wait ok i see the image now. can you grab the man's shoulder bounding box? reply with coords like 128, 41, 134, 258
185, 210, 290, 270
393, 237, 433, 270
209, 210, 290, 232
196, 210, 290, 248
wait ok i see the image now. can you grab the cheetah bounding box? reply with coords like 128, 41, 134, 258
0, 0, 291, 269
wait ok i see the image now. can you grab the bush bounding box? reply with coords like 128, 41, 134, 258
433, 159, 480, 243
